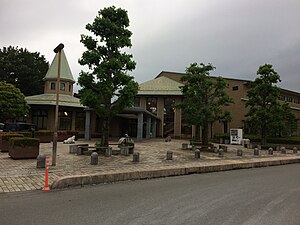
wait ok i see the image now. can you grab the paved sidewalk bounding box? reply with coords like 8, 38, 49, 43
0, 138, 299, 193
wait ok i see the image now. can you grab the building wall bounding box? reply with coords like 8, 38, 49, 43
137, 73, 300, 139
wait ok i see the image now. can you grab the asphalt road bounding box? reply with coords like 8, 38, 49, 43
1, 164, 300, 225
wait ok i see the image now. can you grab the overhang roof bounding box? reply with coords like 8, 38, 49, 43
43, 49, 75, 83
119, 107, 161, 120
138, 76, 183, 96
25, 94, 84, 108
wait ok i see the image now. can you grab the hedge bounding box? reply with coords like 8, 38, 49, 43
0, 133, 24, 141
9, 137, 40, 148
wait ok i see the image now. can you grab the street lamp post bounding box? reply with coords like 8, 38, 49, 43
52, 43, 64, 166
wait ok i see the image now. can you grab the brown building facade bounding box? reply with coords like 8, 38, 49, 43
136, 71, 300, 139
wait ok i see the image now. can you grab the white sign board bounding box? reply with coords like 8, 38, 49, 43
230, 129, 243, 145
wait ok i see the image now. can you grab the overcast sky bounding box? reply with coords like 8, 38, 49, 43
1, 0, 299, 92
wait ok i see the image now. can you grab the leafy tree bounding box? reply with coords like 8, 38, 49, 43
246, 64, 296, 145
78, 6, 138, 146
0, 46, 49, 96
267, 103, 297, 136
0, 82, 29, 122
177, 63, 233, 145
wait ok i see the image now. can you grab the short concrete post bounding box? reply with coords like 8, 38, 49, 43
133, 152, 140, 162
195, 149, 200, 159
254, 148, 259, 156
213, 146, 218, 153
105, 147, 112, 157
280, 146, 286, 154
237, 149, 243, 156
218, 149, 224, 158
36, 154, 46, 168
120, 146, 129, 156
91, 152, 98, 165
192, 145, 197, 151
293, 147, 297, 154
182, 143, 188, 150
69, 145, 77, 154
268, 147, 273, 155
166, 151, 173, 160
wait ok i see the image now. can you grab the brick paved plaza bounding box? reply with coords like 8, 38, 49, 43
0, 138, 299, 193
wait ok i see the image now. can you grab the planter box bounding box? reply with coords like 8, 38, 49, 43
0, 139, 11, 152
9, 145, 39, 159
0, 134, 24, 152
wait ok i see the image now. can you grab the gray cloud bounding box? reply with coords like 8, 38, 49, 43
1, 0, 299, 92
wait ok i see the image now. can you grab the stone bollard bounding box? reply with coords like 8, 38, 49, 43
192, 145, 197, 151
182, 143, 188, 150
268, 147, 273, 155
105, 147, 112, 157
69, 145, 77, 154
91, 152, 98, 165
120, 146, 129, 156
195, 149, 200, 159
254, 148, 259, 156
133, 152, 140, 162
293, 147, 298, 154
219, 145, 227, 153
166, 151, 173, 160
213, 146, 218, 153
237, 149, 243, 156
36, 154, 46, 168
218, 149, 224, 158
280, 146, 286, 154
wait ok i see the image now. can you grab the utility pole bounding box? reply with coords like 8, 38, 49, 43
52, 43, 64, 166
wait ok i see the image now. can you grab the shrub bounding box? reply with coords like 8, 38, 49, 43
9, 137, 40, 148
0, 133, 24, 141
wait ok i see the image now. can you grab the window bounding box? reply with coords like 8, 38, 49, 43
60, 83, 65, 91
279, 95, 286, 101
287, 97, 293, 103
294, 98, 300, 104
32, 110, 48, 130
75, 112, 85, 131
59, 111, 72, 130
146, 97, 157, 114
50, 82, 56, 90
163, 97, 175, 136
232, 86, 239, 91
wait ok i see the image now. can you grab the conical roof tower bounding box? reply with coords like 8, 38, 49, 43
43, 49, 75, 95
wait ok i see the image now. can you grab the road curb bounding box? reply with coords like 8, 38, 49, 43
51, 157, 300, 189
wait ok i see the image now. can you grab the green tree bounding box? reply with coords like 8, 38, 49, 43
177, 63, 233, 145
246, 64, 296, 144
0, 82, 29, 122
0, 46, 49, 96
78, 6, 138, 146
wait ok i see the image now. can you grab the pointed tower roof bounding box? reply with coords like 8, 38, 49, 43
43, 49, 75, 83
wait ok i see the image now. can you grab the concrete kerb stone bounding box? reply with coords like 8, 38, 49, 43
51, 157, 300, 190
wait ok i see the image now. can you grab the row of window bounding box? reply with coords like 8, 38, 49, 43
50, 82, 72, 92
32, 110, 85, 131
279, 95, 300, 104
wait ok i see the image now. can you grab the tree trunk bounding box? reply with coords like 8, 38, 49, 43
261, 123, 267, 146
101, 119, 110, 147
202, 123, 209, 146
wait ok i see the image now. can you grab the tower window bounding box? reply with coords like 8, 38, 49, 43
50, 82, 56, 90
